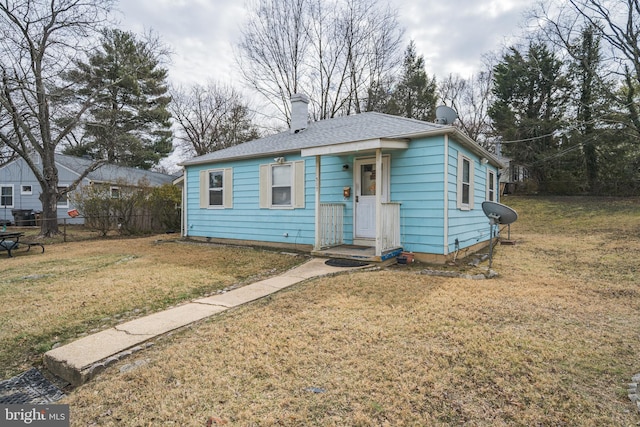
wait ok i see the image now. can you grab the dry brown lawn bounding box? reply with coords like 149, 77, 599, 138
7, 196, 640, 425
0, 235, 304, 379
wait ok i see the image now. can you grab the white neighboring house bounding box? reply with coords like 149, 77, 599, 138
495, 143, 529, 196
0, 153, 177, 225
497, 156, 530, 195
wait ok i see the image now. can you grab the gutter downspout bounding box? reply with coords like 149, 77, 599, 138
314, 156, 321, 250
443, 135, 449, 255
182, 168, 187, 237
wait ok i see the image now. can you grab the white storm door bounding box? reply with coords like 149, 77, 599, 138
354, 157, 389, 240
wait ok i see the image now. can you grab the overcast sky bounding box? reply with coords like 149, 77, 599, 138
116, 0, 533, 88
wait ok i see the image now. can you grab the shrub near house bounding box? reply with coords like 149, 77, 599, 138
72, 180, 181, 236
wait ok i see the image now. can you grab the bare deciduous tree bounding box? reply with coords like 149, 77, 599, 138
566, 0, 640, 83
236, 0, 403, 124
572, 1, 640, 138
532, 0, 640, 192
439, 70, 494, 147
236, 0, 309, 123
170, 82, 261, 157
0, 0, 114, 236
534, 0, 640, 133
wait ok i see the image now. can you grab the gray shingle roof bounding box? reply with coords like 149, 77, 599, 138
56, 154, 176, 186
181, 112, 450, 166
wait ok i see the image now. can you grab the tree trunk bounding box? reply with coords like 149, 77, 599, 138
39, 157, 60, 236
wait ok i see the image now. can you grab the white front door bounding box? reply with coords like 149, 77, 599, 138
354, 156, 389, 240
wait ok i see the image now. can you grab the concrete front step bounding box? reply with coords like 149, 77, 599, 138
311, 245, 403, 263
43, 258, 364, 386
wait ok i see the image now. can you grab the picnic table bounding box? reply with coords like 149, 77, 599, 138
0, 232, 44, 257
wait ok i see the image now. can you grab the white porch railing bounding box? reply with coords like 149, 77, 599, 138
318, 202, 400, 253
381, 202, 401, 251
319, 203, 344, 248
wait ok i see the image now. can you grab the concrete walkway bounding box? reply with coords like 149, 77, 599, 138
44, 258, 365, 386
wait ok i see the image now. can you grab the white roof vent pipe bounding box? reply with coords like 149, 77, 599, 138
290, 93, 309, 134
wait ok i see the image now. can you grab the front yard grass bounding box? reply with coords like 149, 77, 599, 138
0, 236, 304, 379
5, 196, 640, 425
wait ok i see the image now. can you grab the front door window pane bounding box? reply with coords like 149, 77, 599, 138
361, 164, 376, 196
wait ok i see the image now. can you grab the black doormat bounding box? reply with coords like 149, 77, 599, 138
0, 368, 65, 404
325, 259, 370, 268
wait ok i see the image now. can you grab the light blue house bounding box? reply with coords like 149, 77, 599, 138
179, 95, 503, 263
0, 153, 176, 225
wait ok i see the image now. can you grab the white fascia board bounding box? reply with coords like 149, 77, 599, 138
301, 138, 408, 157
172, 174, 185, 186
179, 150, 298, 167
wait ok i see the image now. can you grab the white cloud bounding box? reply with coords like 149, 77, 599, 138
116, 0, 245, 86
391, 0, 531, 78
116, 0, 531, 84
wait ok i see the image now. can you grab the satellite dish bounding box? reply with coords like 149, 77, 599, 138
482, 201, 518, 225
435, 105, 458, 125
481, 201, 518, 269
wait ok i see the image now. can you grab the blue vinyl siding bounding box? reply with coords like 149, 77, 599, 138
446, 141, 498, 253
186, 155, 311, 245
186, 154, 356, 246
389, 136, 446, 254
2, 156, 173, 226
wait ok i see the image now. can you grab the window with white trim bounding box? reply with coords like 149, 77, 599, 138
456, 153, 474, 210
209, 170, 224, 206
511, 165, 520, 182
462, 158, 471, 204
1, 185, 14, 208
199, 168, 233, 208
271, 164, 292, 206
487, 170, 496, 201
21, 185, 33, 195
259, 161, 305, 209
110, 186, 120, 199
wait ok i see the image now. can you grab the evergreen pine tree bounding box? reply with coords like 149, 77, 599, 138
64, 29, 172, 169
387, 41, 437, 121
489, 43, 571, 192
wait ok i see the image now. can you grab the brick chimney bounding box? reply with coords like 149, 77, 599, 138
290, 93, 309, 134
